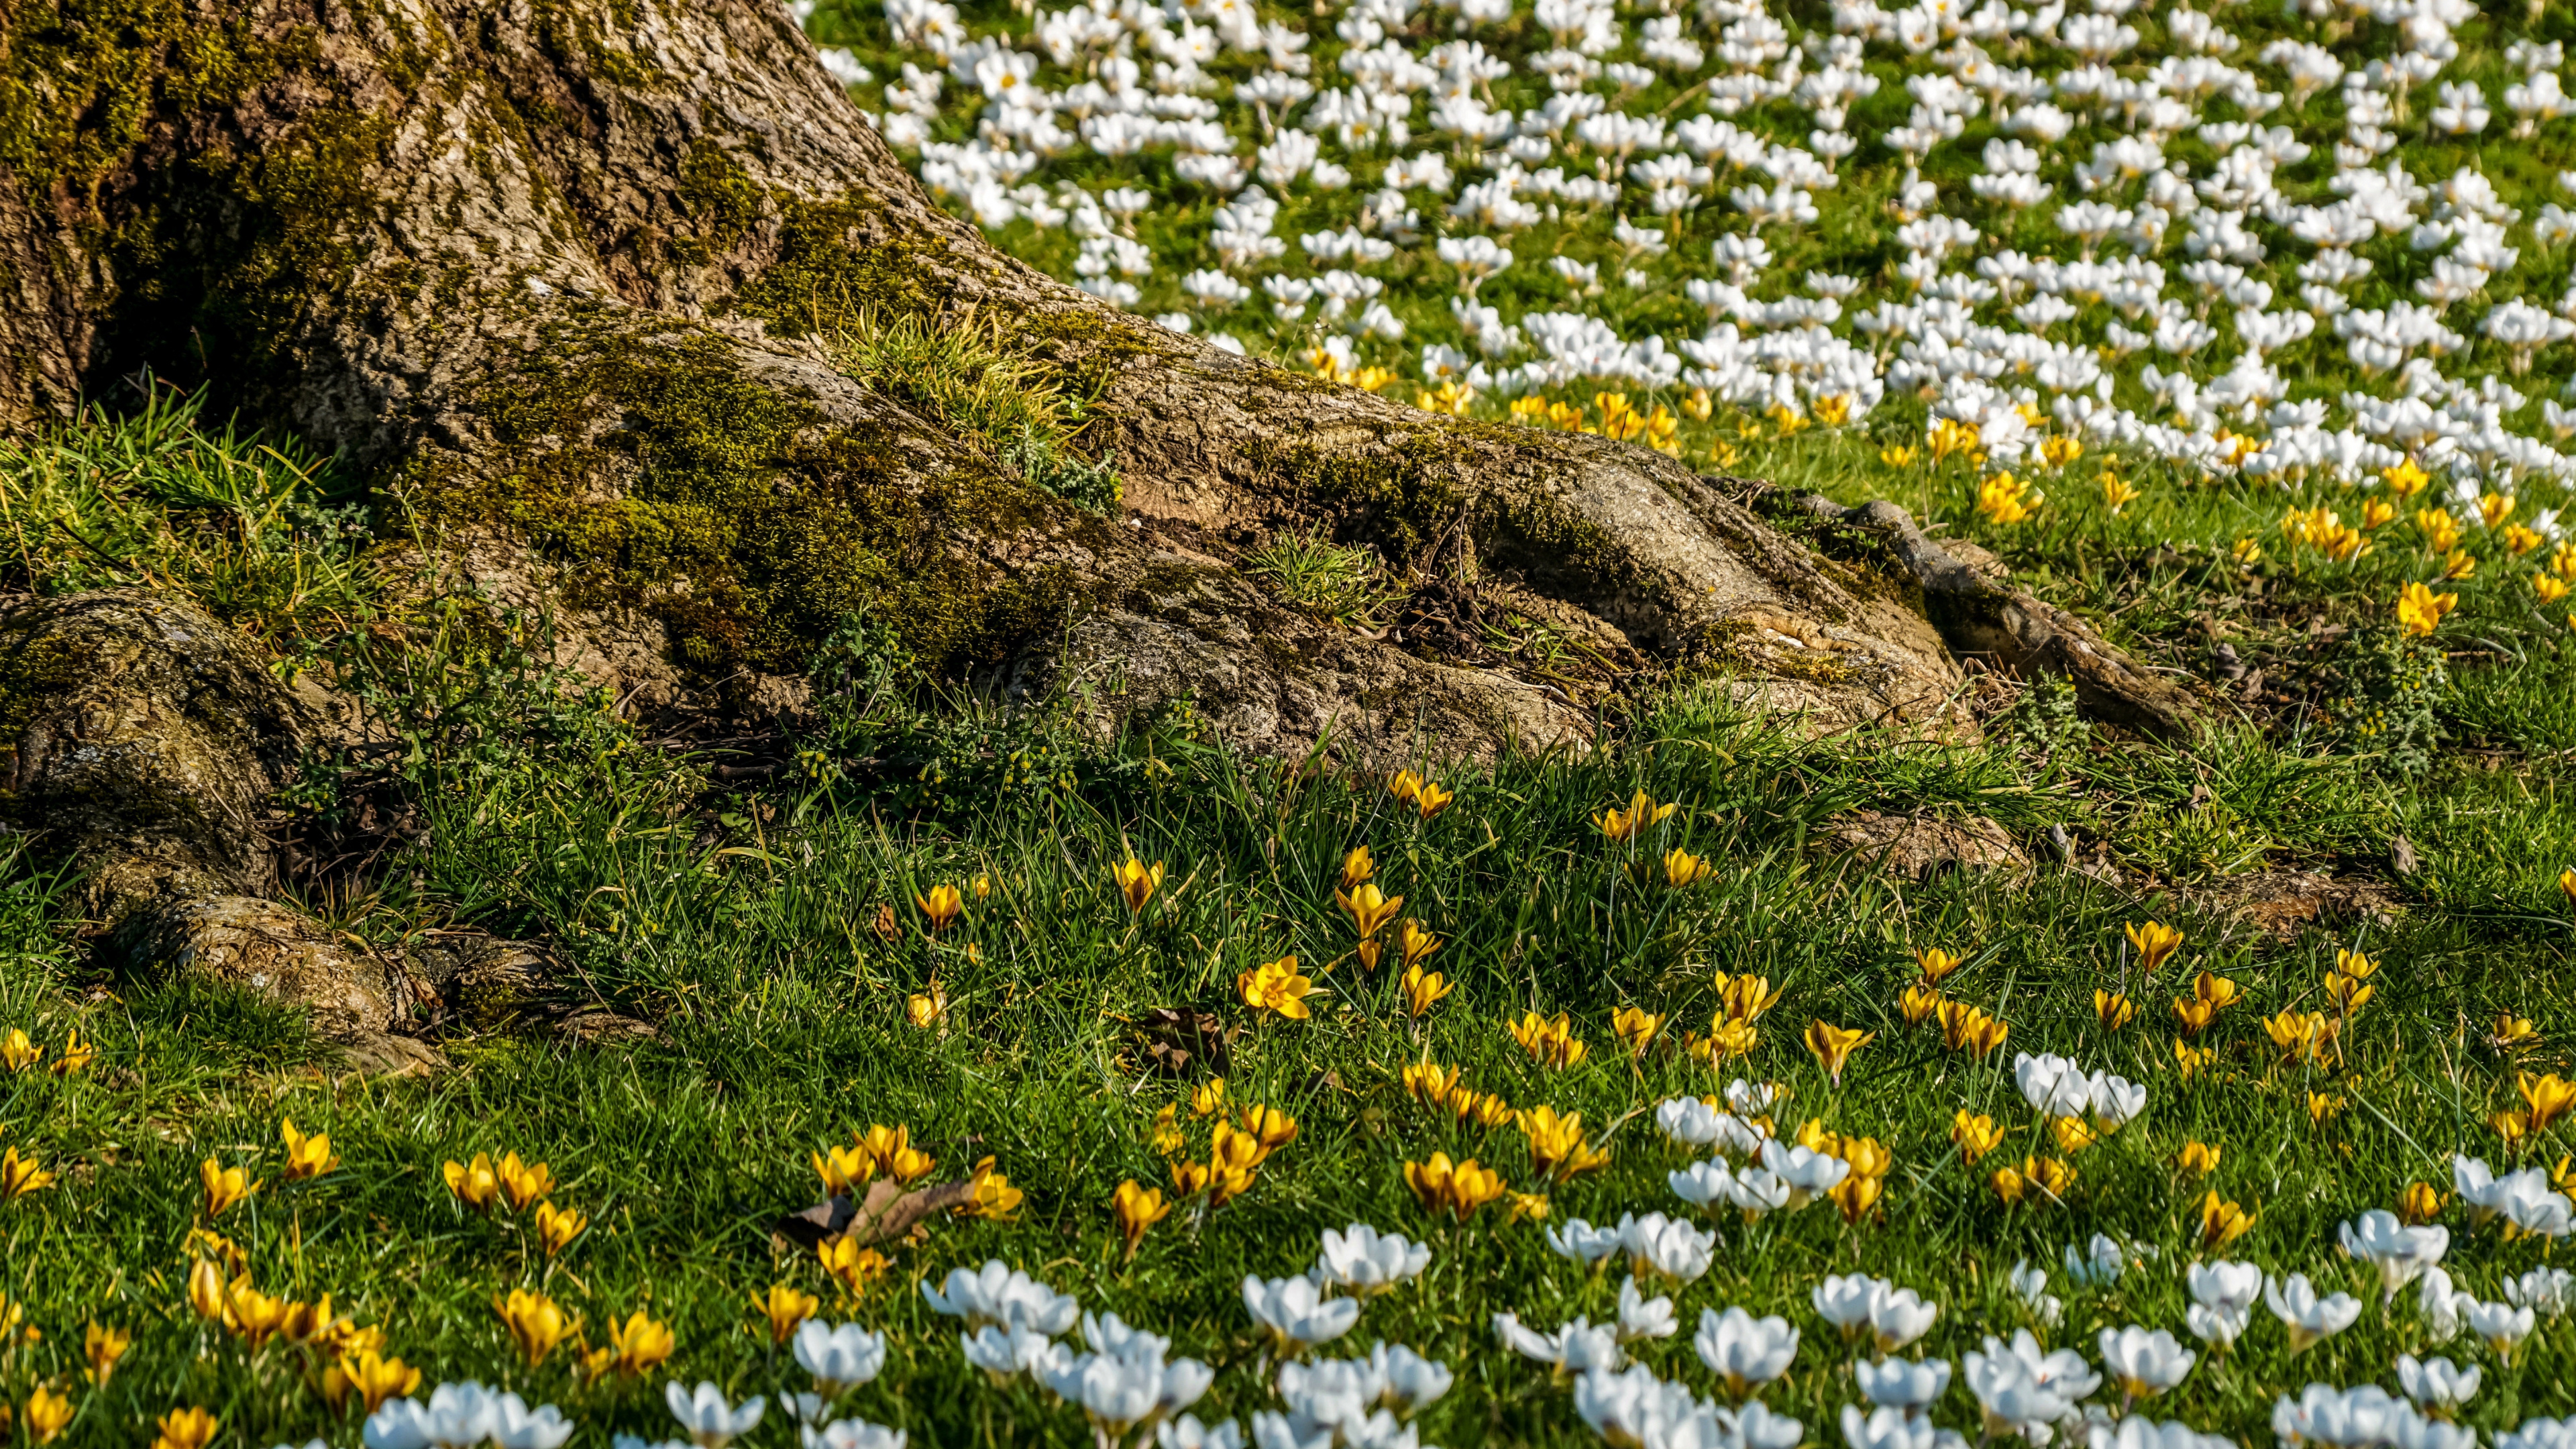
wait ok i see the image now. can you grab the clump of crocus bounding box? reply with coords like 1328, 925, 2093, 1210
1112, 1180, 1171, 1258
1405, 1152, 1506, 1221
1238, 955, 1321, 1020
1595, 789, 1678, 842
1516, 1106, 1613, 1183
2126, 920, 2184, 974
1511, 1011, 1589, 1070
493, 1287, 575, 1366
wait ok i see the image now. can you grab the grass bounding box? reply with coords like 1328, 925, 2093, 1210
9, 382, 2576, 1441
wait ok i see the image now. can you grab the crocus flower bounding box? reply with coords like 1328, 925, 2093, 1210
1618, 1212, 1717, 1284
665, 1381, 766, 1449
1616, 1278, 1678, 1343
1112, 857, 1163, 914
0, 1146, 54, 1201
2339, 1210, 2449, 1298
751, 1283, 819, 1345
2125, 919, 2183, 972
922, 1261, 1079, 1333
2396, 1353, 2481, 1412
1856, 1356, 1951, 1414
2263, 1273, 2361, 1353
1494, 1312, 1624, 1377
2097, 1326, 2194, 1399
200, 1159, 260, 1218
492, 1289, 575, 1367
1112, 1181, 1171, 1258
1694, 1306, 1799, 1395
1312, 1224, 1430, 1296
914, 882, 964, 931
1243, 1275, 1361, 1350
1803, 1020, 1872, 1085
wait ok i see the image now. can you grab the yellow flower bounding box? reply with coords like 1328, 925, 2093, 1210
23, 1383, 72, 1444
492, 1288, 574, 1367
2178, 1141, 2220, 1175
186, 1259, 236, 1326
326, 1349, 423, 1411
2362, 498, 2399, 529
1663, 848, 1715, 887
1340, 844, 1376, 892
1413, 781, 1455, 819
916, 883, 965, 932
1, 1145, 55, 1201
906, 987, 949, 1030
1190, 1078, 1228, 1118
2337, 951, 2378, 983
2520, 1072, 2576, 1132
2383, 458, 2432, 496
2508, 524, 2547, 556
494, 1152, 552, 1212
1238, 956, 1320, 1020
814, 1142, 873, 1195
1400, 964, 1454, 1019
2094, 990, 2137, 1030
1149, 1104, 1186, 1156
2479, 490, 2517, 529
0, 1028, 40, 1073
1879, 443, 1919, 468
2049, 1116, 2098, 1153
443, 1152, 499, 1210
2416, 505, 2461, 551
280, 1118, 338, 1181
83, 1322, 129, 1385
2192, 970, 2241, 1009
1336, 882, 1404, 940
2440, 547, 2478, 582
2398, 1181, 2445, 1225
1395, 919, 1441, 971
1516, 1106, 1613, 1183
601, 1308, 675, 1375
817, 1238, 892, 1299
2537, 575, 2573, 606
1976, 471, 2038, 525
1713, 971, 1782, 1022
2324, 968, 2373, 1016
1509, 1011, 1589, 1069
2492, 1013, 2542, 1051
1927, 417, 1980, 462
1897, 981, 1945, 1028
1937, 1000, 2009, 1058
2231, 537, 2263, 565
533, 1201, 586, 1256
1912, 946, 1964, 982
2125, 919, 2184, 973
860, 1124, 936, 1185
1238, 1102, 1303, 1156
1403, 1063, 1461, 1110
1404, 1152, 1507, 1220
1112, 857, 1165, 914
1699, 1018, 1759, 1061
2098, 473, 2141, 515
1612, 1006, 1664, 1057
152, 1407, 219, 1449
752, 1283, 819, 1345
1804, 1021, 1873, 1085
2173, 1040, 2215, 1078
2171, 996, 2219, 1034
1830, 1169, 1884, 1224
2492, 1110, 2530, 1146
2308, 1091, 2345, 1124
1594, 789, 1678, 842
2198, 1190, 2255, 1248
1112, 1180, 1171, 1258
2039, 434, 2083, 469
1949, 1110, 2004, 1164
1506, 1191, 1552, 1222
227, 1285, 292, 1347
200, 1159, 260, 1218
1992, 1156, 2074, 1205
2262, 1008, 2337, 1066
954, 1156, 1024, 1223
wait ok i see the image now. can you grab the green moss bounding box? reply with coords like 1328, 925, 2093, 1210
667, 137, 769, 268
405, 319, 1081, 676
733, 197, 958, 335
0, 625, 83, 770
1254, 432, 1466, 561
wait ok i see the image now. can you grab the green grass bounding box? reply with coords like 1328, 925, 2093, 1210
11, 380, 2576, 1442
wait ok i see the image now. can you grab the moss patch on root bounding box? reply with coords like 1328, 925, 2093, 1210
405, 319, 1081, 676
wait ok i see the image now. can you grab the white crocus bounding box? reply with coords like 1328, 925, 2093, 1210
1618, 1277, 1680, 1342
2339, 1210, 2450, 1299
2096, 1326, 2194, 1399
1619, 1212, 1718, 1284
1313, 1224, 1432, 1296
2014, 1053, 2094, 1117
1758, 1139, 1851, 1207
1494, 1311, 1625, 1377
1693, 1306, 1800, 1393
2271, 1385, 2403, 1448
922, 1261, 1081, 1333
1855, 1356, 1951, 1415
2418, 1266, 2472, 1343
665, 1383, 767, 1449
2186, 1260, 2263, 1350
1370, 1342, 1453, 1413
2007, 1260, 2063, 1329
1244, 1276, 1362, 1350
2467, 1299, 2537, 1359
794, 1322, 890, 1395
963, 1322, 1071, 1383
1841, 1403, 1965, 1449
804, 1422, 910, 1449
2396, 1354, 2481, 1411
1868, 1287, 1939, 1354
1813, 1275, 1888, 1339
2264, 1275, 2363, 1354
2506, 1267, 2575, 1319
1546, 1218, 1627, 1265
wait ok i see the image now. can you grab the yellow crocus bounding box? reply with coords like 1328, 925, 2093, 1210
1509, 1011, 1588, 1070
494, 1152, 552, 1212
2198, 1190, 2255, 1248
443, 1153, 499, 1210
1237, 956, 1320, 1020
1404, 1152, 1507, 1220
2094, 990, 2138, 1030
2178, 1140, 2220, 1174
1112, 1180, 1171, 1258
1950, 1110, 2004, 1164
1, 1145, 54, 1201
752, 1283, 820, 1344
280, 1118, 339, 1181
533, 1201, 587, 1256
151, 1407, 219, 1449
83, 1321, 129, 1385
1804, 1021, 1872, 1085
2125, 919, 2184, 973
1112, 857, 1164, 914
915, 883, 965, 932
200, 1159, 260, 1218
492, 1288, 574, 1366
1400, 964, 1454, 1019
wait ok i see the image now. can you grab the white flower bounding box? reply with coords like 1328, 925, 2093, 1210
2272, 1383, 2403, 1448
1575, 1363, 1708, 1448
804, 1422, 910, 1449
2007, 1260, 2063, 1328
666, 1383, 767, 1449
1757, 1139, 1851, 1207
2498, 1420, 2576, 1449
367, 1383, 515, 1449
1157, 1415, 1246, 1449
2086, 1073, 2149, 1130
1617, 1277, 1680, 1342
2396, 1354, 2480, 1410
795, 1322, 890, 1394
2061, 1234, 2129, 1287
1813, 1274, 1888, 1338
1546, 1217, 1627, 1265
1964, 1330, 2099, 1438
1868, 1287, 1939, 1354
2264, 1275, 2363, 1354
1245, 1275, 1363, 1349
2096, 1326, 2194, 1399
2086, 1419, 2233, 1449
1619, 1212, 1717, 1283
1493, 1312, 1625, 1375
1314, 1224, 1431, 1296
1656, 1097, 1764, 1155
2468, 1299, 2537, 1358
2014, 1053, 2093, 1117
1694, 1306, 1800, 1392
1040, 1344, 1213, 1435
922, 1261, 1081, 1333
2508, 1267, 2575, 1318
2417, 1266, 2471, 1342
1856, 1356, 1951, 1414
2338, 1210, 2450, 1298
963, 1322, 1071, 1383
1841, 1403, 1965, 1449
1371, 1342, 1453, 1413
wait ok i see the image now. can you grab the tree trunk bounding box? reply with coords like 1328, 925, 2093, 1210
0, 0, 2186, 759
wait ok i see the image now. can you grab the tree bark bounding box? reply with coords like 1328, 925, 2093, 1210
0, 0, 2187, 758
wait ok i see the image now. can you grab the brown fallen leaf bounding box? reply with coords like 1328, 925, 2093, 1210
771, 1175, 978, 1253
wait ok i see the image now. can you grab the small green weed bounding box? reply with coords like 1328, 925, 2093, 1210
823, 309, 1122, 512
1242, 526, 1407, 628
